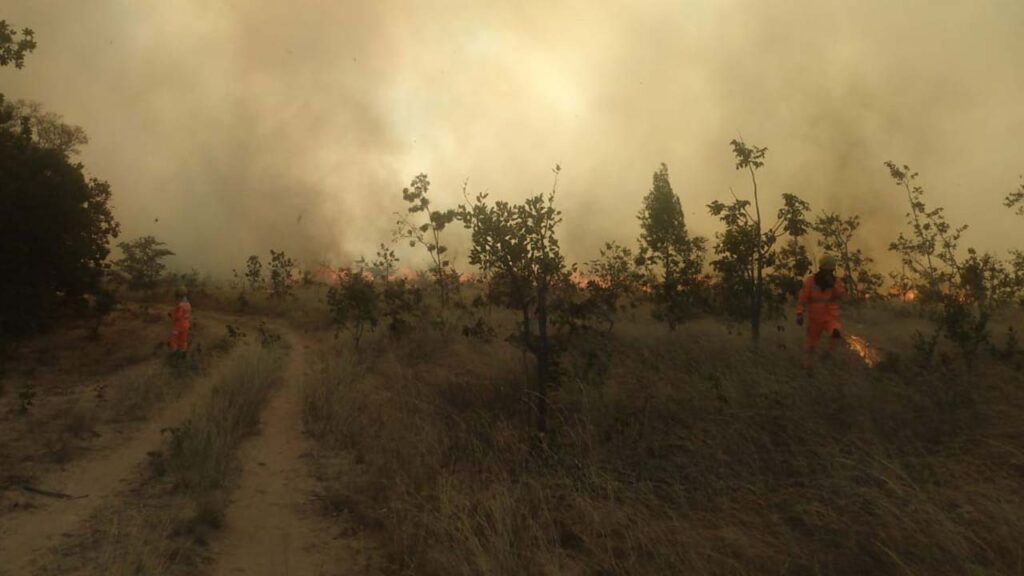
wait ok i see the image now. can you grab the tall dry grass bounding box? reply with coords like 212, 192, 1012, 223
43, 339, 286, 576
304, 310, 1024, 575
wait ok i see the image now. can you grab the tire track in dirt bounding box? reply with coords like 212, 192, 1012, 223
210, 327, 353, 576
0, 331, 245, 575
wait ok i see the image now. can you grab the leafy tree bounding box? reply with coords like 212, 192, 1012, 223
708, 140, 810, 340
457, 166, 568, 434
1, 99, 88, 156
268, 250, 295, 300
396, 173, 458, 317
885, 162, 1007, 371
0, 31, 119, 336
584, 242, 645, 333
245, 255, 264, 291
885, 162, 967, 301
766, 237, 812, 299
0, 20, 36, 69
636, 163, 706, 328
326, 268, 378, 348
114, 236, 173, 291
1005, 176, 1023, 217
358, 243, 422, 338
1, 116, 120, 334
1006, 177, 1024, 304
812, 211, 883, 298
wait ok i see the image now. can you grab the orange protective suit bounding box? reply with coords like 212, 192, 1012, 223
168, 299, 192, 351
796, 274, 844, 351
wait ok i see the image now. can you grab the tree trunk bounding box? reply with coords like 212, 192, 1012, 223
535, 281, 550, 435
750, 166, 763, 342
752, 258, 762, 341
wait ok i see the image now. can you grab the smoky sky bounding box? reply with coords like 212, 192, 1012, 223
2, 0, 1022, 275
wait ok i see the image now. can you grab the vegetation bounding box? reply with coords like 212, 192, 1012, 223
456, 166, 569, 434
268, 249, 296, 300
114, 235, 174, 291
584, 242, 645, 333
812, 211, 884, 298
0, 19, 36, 69
397, 173, 459, 319
636, 163, 706, 328
708, 140, 812, 339
303, 310, 1024, 575
0, 98, 120, 336
326, 268, 379, 348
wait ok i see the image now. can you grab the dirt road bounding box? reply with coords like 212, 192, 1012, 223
209, 327, 353, 576
0, 348, 241, 575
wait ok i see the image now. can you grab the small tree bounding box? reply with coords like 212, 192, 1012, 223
1005, 178, 1024, 304
326, 268, 378, 348
766, 237, 812, 300
245, 255, 264, 292
359, 243, 422, 338
457, 166, 568, 434
396, 173, 458, 317
886, 162, 1004, 371
812, 211, 883, 298
115, 236, 174, 291
637, 163, 706, 328
708, 140, 811, 340
268, 250, 295, 300
585, 242, 645, 333
885, 162, 967, 301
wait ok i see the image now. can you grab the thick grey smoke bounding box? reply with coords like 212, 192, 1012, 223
2, 0, 1022, 275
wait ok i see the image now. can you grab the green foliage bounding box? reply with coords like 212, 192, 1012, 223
812, 211, 883, 298
268, 249, 295, 300
397, 173, 459, 313
0, 20, 36, 69
326, 269, 379, 348
885, 161, 967, 301
360, 243, 422, 338
1, 99, 88, 156
0, 96, 120, 336
1005, 176, 1023, 217
885, 163, 1020, 371
636, 163, 706, 328
708, 140, 811, 338
457, 166, 568, 433
585, 242, 645, 333
244, 255, 264, 291
171, 268, 203, 296
766, 237, 812, 302
115, 236, 174, 291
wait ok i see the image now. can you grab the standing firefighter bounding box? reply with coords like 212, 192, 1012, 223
796, 255, 845, 367
168, 286, 192, 354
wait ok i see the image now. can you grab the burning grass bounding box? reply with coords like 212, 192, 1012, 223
304, 311, 1024, 575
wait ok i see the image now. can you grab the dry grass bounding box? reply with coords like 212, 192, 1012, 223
304, 306, 1024, 575
0, 316, 241, 512
42, 339, 286, 576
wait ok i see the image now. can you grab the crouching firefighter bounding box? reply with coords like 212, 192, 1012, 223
796, 255, 845, 368
168, 286, 192, 355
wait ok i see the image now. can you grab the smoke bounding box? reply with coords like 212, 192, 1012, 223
2, 0, 1022, 275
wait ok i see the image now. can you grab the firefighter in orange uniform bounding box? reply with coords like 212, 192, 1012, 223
796, 255, 845, 366
168, 286, 192, 354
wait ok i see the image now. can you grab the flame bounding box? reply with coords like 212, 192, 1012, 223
903, 290, 917, 302
844, 333, 880, 368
